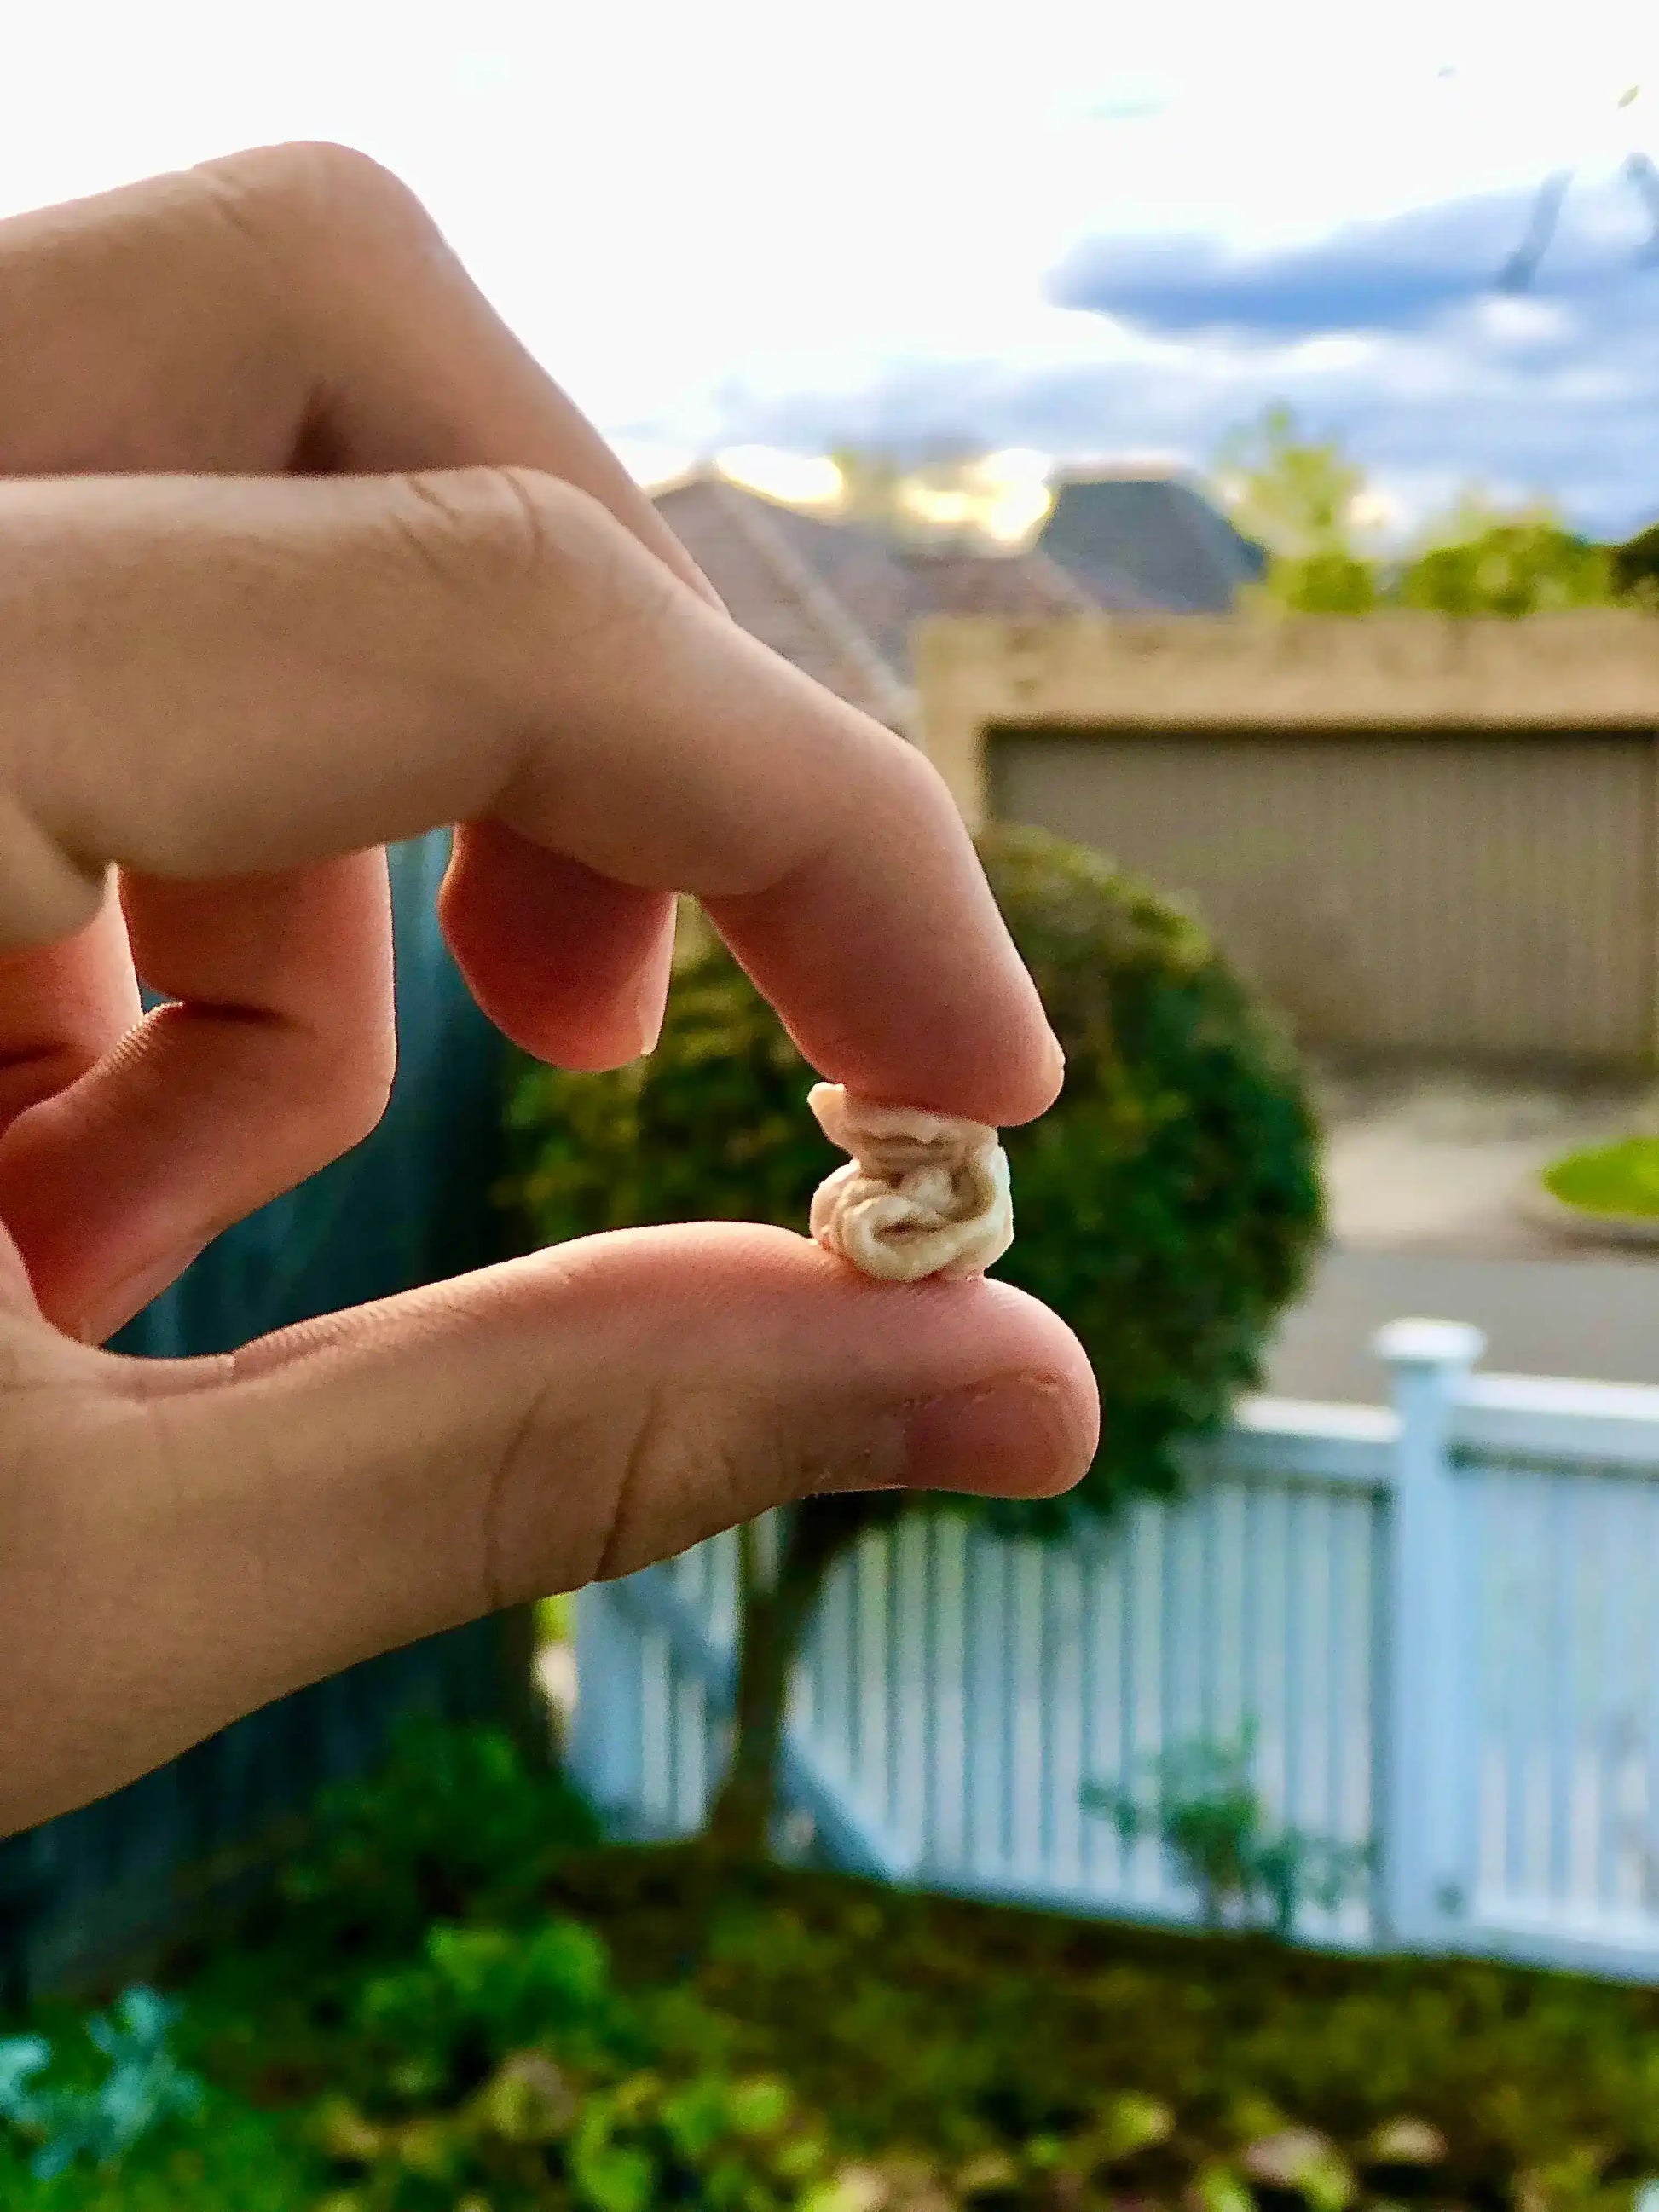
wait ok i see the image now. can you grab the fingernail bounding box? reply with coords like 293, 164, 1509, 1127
633, 988, 666, 1060
901, 1373, 1089, 1497
627, 956, 672, 1057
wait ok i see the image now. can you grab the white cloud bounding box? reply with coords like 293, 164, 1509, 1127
1459, 294, 1578, 349
0, 0, 1650, 523
1273, 334, 1387, 376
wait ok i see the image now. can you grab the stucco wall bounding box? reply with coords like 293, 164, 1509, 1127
915, 612, 1659, 1067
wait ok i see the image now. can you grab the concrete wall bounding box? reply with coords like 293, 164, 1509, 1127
914, 610, 1659, 1069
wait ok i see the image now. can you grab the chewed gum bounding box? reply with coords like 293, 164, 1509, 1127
806, 1083, 1014, 1284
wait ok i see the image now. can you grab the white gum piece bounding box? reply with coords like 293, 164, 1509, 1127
806, 1083, 1014, 1284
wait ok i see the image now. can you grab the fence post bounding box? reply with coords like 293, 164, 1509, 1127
569, 1585, 646, 1834
1373, 1317, 1485, 1951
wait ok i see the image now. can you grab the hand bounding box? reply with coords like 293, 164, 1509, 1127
0, 143, 1099, 1836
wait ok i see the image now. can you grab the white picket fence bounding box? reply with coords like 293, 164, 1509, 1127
569, 1320, 1659, 1980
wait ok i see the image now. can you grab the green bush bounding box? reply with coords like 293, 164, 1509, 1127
352, 1922, 643, 2099
1082, 1730, 1372, 1938
503, 823, 1325, 1515
0, 1986, 308, 2210
101, 1726, 857, 2212
313, 2049, 835, 2212
1610, 522, 1659, 609
263, 1717, 600, 1975
0, 1989, 205, 2183
1209, 400, 1648, 621
0, 2095, 307, 2212
1541, 1137, 1659, 1220
504, 824, 1325, 1852
312, 1909, 839, 2211
1249, 522, 1626, 620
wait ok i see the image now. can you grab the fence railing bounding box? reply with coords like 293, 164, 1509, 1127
570, 1320, 1659, 1981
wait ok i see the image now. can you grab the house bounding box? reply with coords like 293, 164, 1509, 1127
1036, 465, 1271, 615
651, 470, 1161, 732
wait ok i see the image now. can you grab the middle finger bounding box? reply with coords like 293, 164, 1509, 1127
0, 853, 393, 1343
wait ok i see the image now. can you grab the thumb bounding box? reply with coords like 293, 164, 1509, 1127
3, 1223, 1096, 1832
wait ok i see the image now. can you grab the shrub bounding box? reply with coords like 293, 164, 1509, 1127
1541, 1136, 1659, 1221
0, 2094, 305, 2212
1083, 1730, 1373, 1938
267, 1717, 600, 1972
0, 1988, 204, 2183
1241, 551, 1382, 615
314, 1912, 838, 2212
1210, 401, 1645, 620
558, 1850, 1659, 2205
353, 1920, 643, 2100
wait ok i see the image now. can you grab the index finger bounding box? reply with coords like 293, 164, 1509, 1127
0, 140, 722, 611
0, 468, 1063, 1129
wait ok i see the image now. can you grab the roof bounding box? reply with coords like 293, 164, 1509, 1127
652, 471, 1160, 728
1037, 470, 1270, 615
652, 474, 910, 726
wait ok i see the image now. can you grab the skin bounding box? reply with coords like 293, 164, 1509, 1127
0, 142, 1100, 1838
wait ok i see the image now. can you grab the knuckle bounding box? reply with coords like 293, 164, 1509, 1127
276, 139, 426, 222
234, 1025, 396, 1179
145, 993, 396, 1168
302, 1035, 396, 1158
325, 1056, 396, 1154
192, 140, 436, 263
853, 726, 961, 849
483, 1349, 773, 1603
384, 465, 668, 629
889, 731, 957, 818
386, 465, 558, 590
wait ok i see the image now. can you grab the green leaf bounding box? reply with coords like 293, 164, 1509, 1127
1094, 2090, 1175, 2161
572, 2139, 656, 2212
1193, 2160, 1257, 2212
0, 2036, 51, 2124
728, 2076, 794, 2137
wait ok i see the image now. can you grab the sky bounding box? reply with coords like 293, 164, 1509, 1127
4, 0, 1658, 541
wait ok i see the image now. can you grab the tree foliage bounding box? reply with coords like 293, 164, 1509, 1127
1211, 402, 1650, 619
1212, 404, 1373, 569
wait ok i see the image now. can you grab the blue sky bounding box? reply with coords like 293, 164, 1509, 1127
4, 0, 1657, 540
